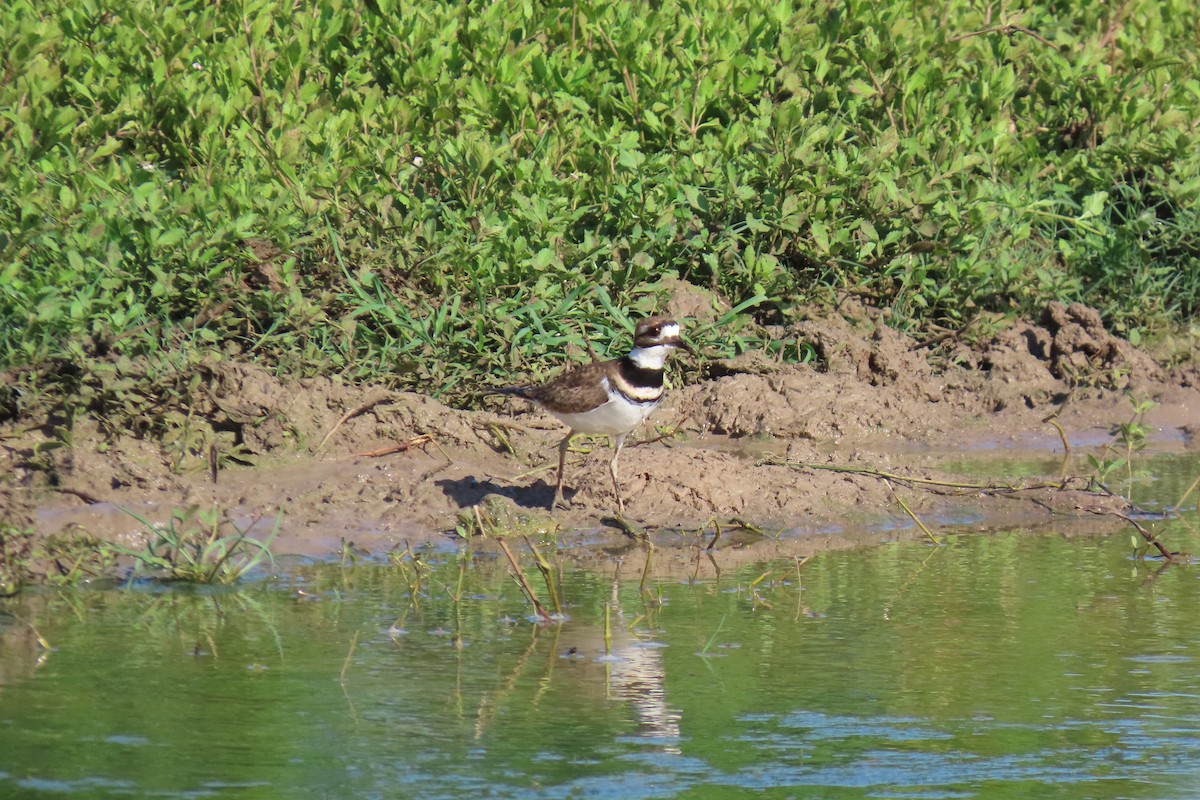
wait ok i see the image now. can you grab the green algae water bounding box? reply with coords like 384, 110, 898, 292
2, 463, 1200, 799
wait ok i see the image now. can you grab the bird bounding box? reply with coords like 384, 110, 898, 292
491, 316, 690, 514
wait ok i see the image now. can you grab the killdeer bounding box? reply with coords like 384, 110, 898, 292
492, 317, 690, 514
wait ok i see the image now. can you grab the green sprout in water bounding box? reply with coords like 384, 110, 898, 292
114, 506, 279, 584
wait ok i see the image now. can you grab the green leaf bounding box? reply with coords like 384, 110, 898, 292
810, 220, 830, 253
1079, 191, 1108, 221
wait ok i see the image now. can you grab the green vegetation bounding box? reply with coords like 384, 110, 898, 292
113, 506, 279, 583
2, 0, 1198, 436
0, 525, 117, 593
1086, 396, 1156, 490
0, 507, 277, 590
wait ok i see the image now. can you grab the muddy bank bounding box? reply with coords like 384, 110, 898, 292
3, 302, 1198, 560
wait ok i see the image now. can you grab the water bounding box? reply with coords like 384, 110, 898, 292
2, 460, 1199, 799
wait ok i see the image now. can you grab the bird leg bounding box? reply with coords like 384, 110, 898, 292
551, 431, 574, 510
609, 433, 628, 515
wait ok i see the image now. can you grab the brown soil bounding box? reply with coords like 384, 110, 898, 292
3, 301, 1198, 561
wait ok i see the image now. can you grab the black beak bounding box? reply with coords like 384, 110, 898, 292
670, 338, 693, 354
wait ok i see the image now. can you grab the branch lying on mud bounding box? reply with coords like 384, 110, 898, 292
316, 392, 398, 452
761, 456, 1097, 496
354, 434, 432, 458
1084, 508, 1181, 562
766, 456, 1188, 561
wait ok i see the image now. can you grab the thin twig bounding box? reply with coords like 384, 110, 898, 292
597, 26, 639, 112
1085, 508, 1179, 561
609, 514, 649, 542
632, 413, 693, 447
949, 24, 1057, 48
766, 456, 1075, 494
496, 535, 553, 621
355, 434, 432, 458
707, 519, 722, 551
486, 463, 556, 486
523, 535, 561, 614
639, 542, 654, 594
54, 486, 105, 505
1173, 473, 1200, 518
574, 320, 602, 363
316, 393, 396, 452
1042, 413, 1072, 453
884, 479, 941, 545
729, 517, 768, 536
837, 42, 902, 133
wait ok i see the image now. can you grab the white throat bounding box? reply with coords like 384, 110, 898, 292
628, 345, 671, 370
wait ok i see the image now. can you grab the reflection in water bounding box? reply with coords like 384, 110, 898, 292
468, 560, 682, 755
0, 613, 48, 690
606, 635, 680, 746
603, 572, 681, 749
0, 510, 1199, 798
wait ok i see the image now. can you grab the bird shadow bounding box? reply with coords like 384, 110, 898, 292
434, 475, 564, 512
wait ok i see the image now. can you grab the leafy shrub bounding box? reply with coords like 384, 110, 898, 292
1, 0, 1197, 431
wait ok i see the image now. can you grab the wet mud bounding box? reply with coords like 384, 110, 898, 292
4, 302, 1198, 560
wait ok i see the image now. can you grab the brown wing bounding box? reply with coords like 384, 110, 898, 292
526, 359, 616, 414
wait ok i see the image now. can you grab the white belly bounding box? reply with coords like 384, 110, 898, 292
549, 396, 658, 436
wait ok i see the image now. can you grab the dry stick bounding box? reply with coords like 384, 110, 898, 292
523, 536, 562, 614
14, 616, 51, 651
949, 23, 1057, 48
766, 457, 1077, 494
634, 412, 694, 448
884, 479, 942, 546
574, 321, 602, 363
355, 434, 432, 458
316, 393, 396, 452
1042, 413, 1072, 453
1174, 474, 1200, 521
487, 463, 557, 486
486, 421, 517, 456
207, 442, 219, 484
609, 515, 649, 542
496, 535, 553, 622
707, 518, 723, 551
639, 542, 655, 595
472, 504, 489, 539
838, 42, 903, 133
1085, 508, 1178, 561
1098, 0, 1135, 50
54, 486, 106, 505
909, 320, 970, 351
597, 26, 638, 112
730, 517, 768, 536
1042, 414, 1073, 481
